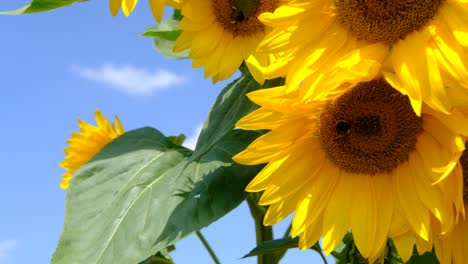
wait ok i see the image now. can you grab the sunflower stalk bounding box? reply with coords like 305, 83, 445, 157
195, 230, 221, 264
246, 194, 278, 264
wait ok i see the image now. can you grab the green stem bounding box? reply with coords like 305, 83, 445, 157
282, 223, 292, 238
196, 230, 221, 264
246, 195, 277, 264
311, 243, 328, 264
317, 249, 328, 264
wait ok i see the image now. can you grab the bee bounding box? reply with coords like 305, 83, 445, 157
230, 0, 259, 24
230, 7, 246, 23
335, 120, 352, 139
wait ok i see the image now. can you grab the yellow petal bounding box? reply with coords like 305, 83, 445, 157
109, 0, 123, 16
149, 0, 164, 22
392, 233, 415, 263
322, 173, 351, 254
122, 0, 138, 16
259, 140, 325, 204
298, 215, 323, 250
350, 175, 375, 258
394, 163, 430, 241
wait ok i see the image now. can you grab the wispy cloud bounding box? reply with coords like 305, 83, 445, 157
184, 124, 203, 150
0, 240, 17, 263
69, 64, 187, 96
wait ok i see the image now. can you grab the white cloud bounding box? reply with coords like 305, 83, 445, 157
69, 64, 187, 96
184, 124, 203, 150
0, 240, 17, 263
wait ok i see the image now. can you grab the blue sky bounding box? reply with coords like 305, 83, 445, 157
0, 1, 334, 263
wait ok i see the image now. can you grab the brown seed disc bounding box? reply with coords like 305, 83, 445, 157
335, 0, 445, 44
459, 146, 468, 203
212, 0, 276, 37
319, 80, 423, 175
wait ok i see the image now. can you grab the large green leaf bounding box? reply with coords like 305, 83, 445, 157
52, 127, 262, 264
192, 71, 284, 159
0, 0, 87, 14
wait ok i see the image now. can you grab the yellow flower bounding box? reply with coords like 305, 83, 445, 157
173, 0, 280, 83
109, 0, 183, 22
233, 76, 465, 261
434, 149, 468, 264
59, 110, 124, 189
258, 0, 468, 116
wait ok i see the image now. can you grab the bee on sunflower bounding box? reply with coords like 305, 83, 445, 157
173, 0, 283, 83
233, 68, 466, 261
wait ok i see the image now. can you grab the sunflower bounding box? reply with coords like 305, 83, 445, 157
257, 0, 468, 116
109, 0, 183, 22
233, 77, 465, 261
434, 148, 468, 264
173, 0, 280, 83
59, 110, 124, 189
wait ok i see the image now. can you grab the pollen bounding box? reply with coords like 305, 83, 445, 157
335, 0, 445, 44
319, 80, 423, 175
212, 0, 276, 37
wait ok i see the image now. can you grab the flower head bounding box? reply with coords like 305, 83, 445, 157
258, 0, 468, 115
59, 110, 124, 189
173, 0, 280, 83
234, 75, 464, 261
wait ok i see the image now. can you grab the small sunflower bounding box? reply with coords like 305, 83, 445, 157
109, 0, 183, 22
233, 77, 465, 261
59, 110, 124, 189
173, 0, 280, 83
258, 0, 468, 115
434, 148, 468, 264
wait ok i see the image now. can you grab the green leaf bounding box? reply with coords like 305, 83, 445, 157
142, 19, 181, 40
52, 127, 262, 264
142, 18, 189, 59
152, 37, 189, 59
243, 237, 299, 258
193, 71, 285, 159
0, 0, 87, 14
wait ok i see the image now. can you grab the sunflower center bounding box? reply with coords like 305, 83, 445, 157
319, 80, 423, 175
335, 0, 444, 44
460, 147, 468, 203
212, 0, 276, 37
